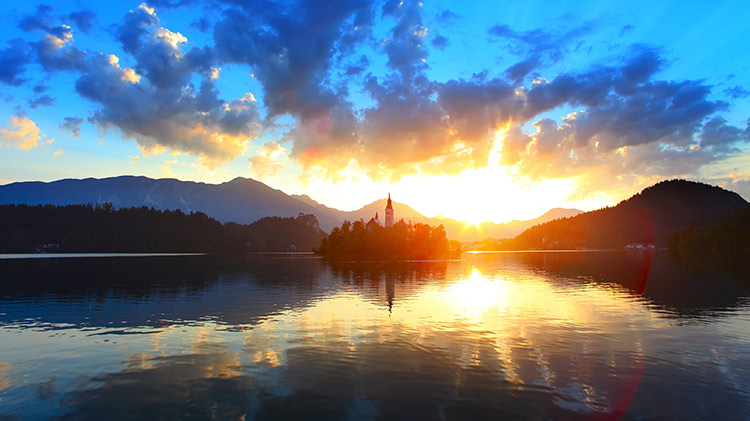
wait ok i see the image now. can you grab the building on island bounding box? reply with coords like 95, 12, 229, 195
366, 212, 383, 228
385, 193, 394, 228
367, 194, 395, 229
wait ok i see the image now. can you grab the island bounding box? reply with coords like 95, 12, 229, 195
314, 194, 458, 260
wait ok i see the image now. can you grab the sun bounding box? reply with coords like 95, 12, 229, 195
464, 218, 482, 229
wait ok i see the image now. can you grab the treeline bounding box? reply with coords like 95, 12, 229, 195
0, 203, 325, 253
667, 206, 750, 253
481, 180, 747, 250
315, 219, 455, 261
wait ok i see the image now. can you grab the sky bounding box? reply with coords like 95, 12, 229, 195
0, 0, 749, 223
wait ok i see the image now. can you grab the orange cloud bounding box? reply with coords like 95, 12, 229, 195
0, 115, 54, 150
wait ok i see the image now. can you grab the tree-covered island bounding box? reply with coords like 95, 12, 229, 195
314, 219, 459, 261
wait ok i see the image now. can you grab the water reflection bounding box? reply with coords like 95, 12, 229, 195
0, 252, 749, 419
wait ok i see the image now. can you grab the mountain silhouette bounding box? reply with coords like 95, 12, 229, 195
506, 179, 748, 249
0, 176, 340, 231
0, 175, 579, 239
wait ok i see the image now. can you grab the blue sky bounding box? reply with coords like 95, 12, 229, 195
0, 0, 748, 221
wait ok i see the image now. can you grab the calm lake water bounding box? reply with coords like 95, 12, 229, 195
1, 251, 749, 419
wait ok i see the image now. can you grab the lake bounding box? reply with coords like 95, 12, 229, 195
1, 251, 749, 419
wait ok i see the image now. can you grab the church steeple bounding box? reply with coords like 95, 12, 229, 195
385, 193, 394, 228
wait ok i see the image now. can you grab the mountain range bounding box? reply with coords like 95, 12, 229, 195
0, 176, 580, 241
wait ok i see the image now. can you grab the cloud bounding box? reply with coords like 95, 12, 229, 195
17, 4, 56, 33
493, 56, 747, 188
77, 52, 260, 167
700, 117, 750, 150
29, 95, 56, 108
32, 27, 87, 72
116, 3, 159, 54
0, 115, 54, 150
213, 0, 374, 168
60, 117, 84, 137
619, 25, 635, 36
248, 141, 286, 178
68, 10, 96, 34
190, 17, 210, 32
6, 3, 262, 167
7, 0, 749, 196
504, 56, 540, 83
724, 86, 750, 99
43, 5, 261, 168
15, 5, 86, 72
431, 34, 448, 50
53, 148, 63, 157
435, 10, 459, 23
488, 19, 596, 80
0, 39, 32, 86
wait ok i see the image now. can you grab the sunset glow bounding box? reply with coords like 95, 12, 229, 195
0, 0, 748, 220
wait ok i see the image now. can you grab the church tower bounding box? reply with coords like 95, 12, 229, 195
385, 193, 394, 228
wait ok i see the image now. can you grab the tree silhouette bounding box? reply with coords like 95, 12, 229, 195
315, 219, 451, 260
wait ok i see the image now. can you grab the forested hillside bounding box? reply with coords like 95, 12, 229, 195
499, 180, 747, 250
668, 206, 750, 253
0, 204, 325, 253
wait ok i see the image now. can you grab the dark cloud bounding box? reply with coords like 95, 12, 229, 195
724, 86, 750, 99
76, 47, 260, 166
700, 117, 750, 150
436, 10, 459, 23
617, 49, 662, 88
134, 30, 214, 90
356, 1, 466, 175
29, 95, 55, 108
68, 10, 96, 34
505, 56, 540, 83
5, 3, 263, 166
8, 0, 748, 189
0, 39, 32, 86
116, 4, 159, 54
619, 25, 635, 36
33, 84, 49, 93
381, 0, 428, 81
18, 5, 55, 33
190, 17, 211, 32
344, 55, 369, 75
488, 21, 594, 56
488, 20, 595, 75
32, 28, 87, 71
146, 0, 197, 7
60, 116, 83, 137
213, 0, 374, 165
15, 5, 87, 72
438, 76, 518, 144
431, 35, 448, 50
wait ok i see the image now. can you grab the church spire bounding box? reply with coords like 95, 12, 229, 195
385, 193, 394, 228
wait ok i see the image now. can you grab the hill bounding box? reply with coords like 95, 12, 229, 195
0, 203, 325, 253
503, 180, 748, 250
668, 206, 750, 253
